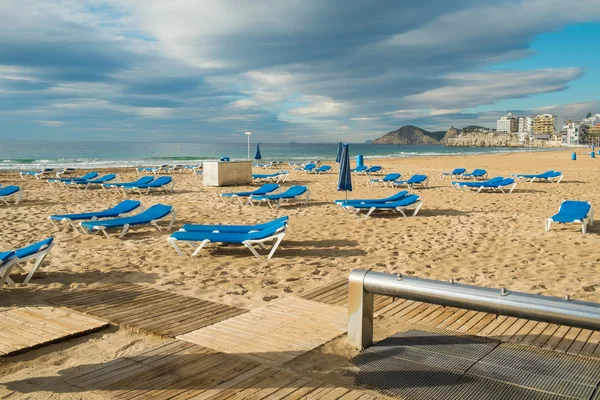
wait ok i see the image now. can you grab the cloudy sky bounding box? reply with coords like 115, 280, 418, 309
1, 1, 599, 143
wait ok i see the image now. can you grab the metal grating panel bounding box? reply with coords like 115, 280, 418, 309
467, 343, 600, 399
353, 329, 600, 400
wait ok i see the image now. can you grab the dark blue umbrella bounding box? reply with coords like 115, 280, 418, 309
335, 142, 343, 163
338, 143, 352, 201
254, 143, 262, 160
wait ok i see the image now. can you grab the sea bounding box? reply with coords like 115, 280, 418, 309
0, 141, 551, 171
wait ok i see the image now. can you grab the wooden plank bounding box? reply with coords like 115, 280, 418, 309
446, 310, 479, 331
542, 325, 571, 350
554, 327, 583, 353
505, 320, 538, 344
495, 318, 528, 341
436, 308, 470, 329
579, 330, 600, 357
48, 283, 247, 338
0, 306, 108, 357
566, 329, 594, 356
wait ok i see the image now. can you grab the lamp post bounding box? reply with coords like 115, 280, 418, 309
245, 132, 252, 160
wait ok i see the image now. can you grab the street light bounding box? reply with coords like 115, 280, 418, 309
245, 132, 252, 160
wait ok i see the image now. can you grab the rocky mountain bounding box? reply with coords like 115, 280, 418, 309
371, 125, 440, 145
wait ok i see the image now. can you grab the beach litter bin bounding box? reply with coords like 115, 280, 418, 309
220, 156, 230, 162
356, 154, 364, 167
572, 152, 576, 160
592, 152, 595, 159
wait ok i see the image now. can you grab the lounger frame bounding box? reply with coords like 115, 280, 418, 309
247, 189, 310, 209
0, 242, 54, 286
167, 228, 286, 259
0, 189, 22, 205
545, 203, 594, 234
345, 200, 423, 218
79, 210, 176, 239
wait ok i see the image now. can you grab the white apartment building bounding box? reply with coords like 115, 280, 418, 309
496, 113, 518, 133
562, 121, 586, 145
517, 116, 533, 142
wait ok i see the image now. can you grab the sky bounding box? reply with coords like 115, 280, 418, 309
1, 1, 599, 143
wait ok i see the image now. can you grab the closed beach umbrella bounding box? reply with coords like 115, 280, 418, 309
335, 142, 343, 163
254, 143, 262, 160
338, 143, 352, 201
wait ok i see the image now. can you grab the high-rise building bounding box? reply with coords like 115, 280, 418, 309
517, 116, 533, 142
496, 113, 518, 133
532, 114, 556, 139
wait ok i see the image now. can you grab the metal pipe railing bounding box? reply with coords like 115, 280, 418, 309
348, 269, 600, 349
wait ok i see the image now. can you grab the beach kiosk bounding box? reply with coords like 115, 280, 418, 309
203, 160, 252, 187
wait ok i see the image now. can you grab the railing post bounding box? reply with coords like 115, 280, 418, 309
348, 269, 374, 350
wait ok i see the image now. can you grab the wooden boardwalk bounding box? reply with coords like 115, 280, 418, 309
301, 278, 600, 358
0, 306, 108, 357
68, 340, 391, 399
177, 297, 347, 366
48, 283, 246, 338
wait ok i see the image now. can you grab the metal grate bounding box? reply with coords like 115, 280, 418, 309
353, 329, 600, 400
467, 344, 600, 399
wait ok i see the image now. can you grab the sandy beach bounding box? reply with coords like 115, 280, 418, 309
1, 149, 599, 397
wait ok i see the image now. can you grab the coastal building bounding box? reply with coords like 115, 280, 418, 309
517, 116, 533, 142
532, 114, 556, 137
496, 113, 518, 133
588, 123, 600, 136
561, 121, 585, 145
583, 113, 600, 126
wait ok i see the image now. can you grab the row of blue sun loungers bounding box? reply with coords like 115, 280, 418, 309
334, 191, 423, 218
368, 173, 429, 189
513, 170, 563, 183
19, 168, 76, 180
137, 165, 201, 174
452, 177, 517, 193
352, 165, 382, 175
252, 170, 289, 183
221, 184, 310, 209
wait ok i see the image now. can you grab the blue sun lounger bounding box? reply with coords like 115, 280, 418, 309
48, 172, 99, 185
440, 168, 466, 179
48, 200, 142, 231
79, 204, 175, 239
301, 163, 317, 173
102, 176, 154, 192
137, 165, 169, 175
462, 169, 487, 180
121, 176, 174, 195
313, 165, 332, 174
513, 170, 563, 183
392, 174, 428, 189
352, 165, 368, 174
248, 185, 310, 209
167, 221, 287, 259
179, 216, 288, 233
334, 191, 409, 208
252, 171, 289, 183
467, 178, 517, 193
0, 186, 22, 205
19, 168, 59, 180
63, 174, 117, 190
364, 166, 382, 175
342, 194, 423, 218
368, 173, 401, 187
451, 177, 503, 191
546, 200, 594, 234
0, 238, 54, 286
220, 183, 280, 205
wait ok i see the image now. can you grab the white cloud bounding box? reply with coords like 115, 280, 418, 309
38, 120, 63, 127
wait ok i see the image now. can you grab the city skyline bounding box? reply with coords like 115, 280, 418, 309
1, 1, 600, 142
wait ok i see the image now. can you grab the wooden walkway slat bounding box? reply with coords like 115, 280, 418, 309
177, 297, 347, 366
67, 341, 389, 399
47, 283, 247, 338
0, 306, 108, 357
301, 279, 600, 358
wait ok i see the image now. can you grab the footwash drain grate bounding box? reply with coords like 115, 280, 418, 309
352, 329, 600, 400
